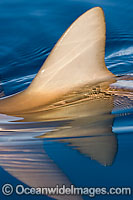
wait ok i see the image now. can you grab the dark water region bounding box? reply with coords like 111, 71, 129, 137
0, 0, 133, 200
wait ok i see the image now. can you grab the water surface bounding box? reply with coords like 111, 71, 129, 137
0, 0, 133, 199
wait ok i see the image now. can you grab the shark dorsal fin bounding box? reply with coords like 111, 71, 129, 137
28, 7, 113, 94
0, 7, 114, 114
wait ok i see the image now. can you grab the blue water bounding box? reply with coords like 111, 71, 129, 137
0, 0, 133, 200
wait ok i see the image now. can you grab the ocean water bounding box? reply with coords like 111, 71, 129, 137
0, 0, 133, 200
